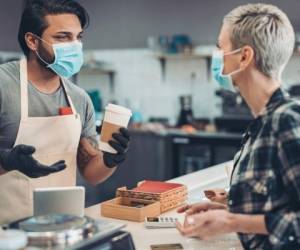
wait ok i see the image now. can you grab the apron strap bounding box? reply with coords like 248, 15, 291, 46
19, 59, 79, 121
20, 58, 29, 121
60, 78, 78, 115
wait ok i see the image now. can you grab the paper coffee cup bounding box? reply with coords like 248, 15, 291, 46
99, 104, 132, 154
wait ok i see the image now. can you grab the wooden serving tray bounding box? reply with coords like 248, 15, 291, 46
101, 197, 161, 222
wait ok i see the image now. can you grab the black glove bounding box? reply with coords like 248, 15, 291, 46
103, 127, 130, 168
0, 145, 66, 178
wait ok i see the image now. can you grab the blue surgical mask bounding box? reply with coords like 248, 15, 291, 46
211, 49, 242, 92
35, 38, 84, 78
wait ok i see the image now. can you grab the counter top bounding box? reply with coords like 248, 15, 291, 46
85, 161, 243, 250
130, 128, 243, 140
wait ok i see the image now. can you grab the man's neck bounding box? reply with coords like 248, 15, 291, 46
237, 70, 281, 117
26, 55, 61, 94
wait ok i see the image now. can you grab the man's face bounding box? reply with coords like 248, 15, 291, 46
217, 24, 241, 76
37, 14, 83, 63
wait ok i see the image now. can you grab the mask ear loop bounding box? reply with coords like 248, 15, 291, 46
31, 34, 54, 66
35, 50, 51, 66
226, 68, 243, 77
224, 48, 242, 56
222, 48, 243, 77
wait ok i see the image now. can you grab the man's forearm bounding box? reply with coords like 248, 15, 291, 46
77, 137, 116, 185
231, 213, 268, 235
81, 152, 116, 185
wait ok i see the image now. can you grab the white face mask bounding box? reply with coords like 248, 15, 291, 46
211, 48, 243, 92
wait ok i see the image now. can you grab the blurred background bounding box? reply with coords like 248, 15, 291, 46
2, 0, 300, 206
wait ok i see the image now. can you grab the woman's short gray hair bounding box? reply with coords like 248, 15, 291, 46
223, 4, 295, 80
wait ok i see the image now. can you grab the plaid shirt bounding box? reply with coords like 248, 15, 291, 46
229, 88, 300, 250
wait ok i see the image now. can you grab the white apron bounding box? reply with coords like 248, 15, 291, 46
0, 58, 81, 224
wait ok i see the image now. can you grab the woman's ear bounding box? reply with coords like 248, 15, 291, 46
240, 45, 255, 70
25, 32, 39, 52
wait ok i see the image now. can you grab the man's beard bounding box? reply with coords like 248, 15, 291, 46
35, 44, 56, 75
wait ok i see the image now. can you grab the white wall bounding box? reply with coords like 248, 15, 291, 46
77, 49, 300, 123
282, 54, 300, 85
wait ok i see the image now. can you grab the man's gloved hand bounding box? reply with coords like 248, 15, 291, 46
103, 128, 130, 168
0, 145, 66, 178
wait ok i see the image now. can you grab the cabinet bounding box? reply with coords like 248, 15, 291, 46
77, 130, 242, 207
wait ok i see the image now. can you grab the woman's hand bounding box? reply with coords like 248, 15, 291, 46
176, 209, 236, 240
177, 201, 227, 216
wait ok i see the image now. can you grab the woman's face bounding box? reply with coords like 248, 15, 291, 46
217, 24, 242, 76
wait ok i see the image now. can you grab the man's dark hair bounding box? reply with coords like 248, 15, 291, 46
18, 0, 89, 56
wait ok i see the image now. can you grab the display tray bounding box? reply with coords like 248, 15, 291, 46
101, 197, 161, 222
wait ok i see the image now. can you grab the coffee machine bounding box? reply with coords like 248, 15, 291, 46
214, 90, 253, 133
176, 95, 194, 127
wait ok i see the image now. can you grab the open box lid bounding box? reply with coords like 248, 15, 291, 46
127, 180, 186, 194
133, 180, 184, 193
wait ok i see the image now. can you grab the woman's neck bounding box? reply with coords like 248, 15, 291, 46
237, 70, 281, 117
26, 55, 61, 94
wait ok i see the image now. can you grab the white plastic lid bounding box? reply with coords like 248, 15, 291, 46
105, 103, 132, 116
0, 230, 28, 250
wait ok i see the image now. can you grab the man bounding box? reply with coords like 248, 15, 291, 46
0, 0, 130, 224
176, 4, 300, 250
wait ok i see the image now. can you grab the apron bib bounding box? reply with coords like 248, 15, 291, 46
0, 58, 81, 224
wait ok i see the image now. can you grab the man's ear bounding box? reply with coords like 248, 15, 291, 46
25, 32, 39, 52
240, 45, 255, 70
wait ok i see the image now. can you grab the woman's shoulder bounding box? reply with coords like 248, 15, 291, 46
271, 98, 300, 134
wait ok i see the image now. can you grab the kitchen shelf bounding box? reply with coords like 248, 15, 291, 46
154, 52, 212, 81
80, 67, 115, 75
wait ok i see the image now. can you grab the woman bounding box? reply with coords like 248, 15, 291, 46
176, 4, 299, 250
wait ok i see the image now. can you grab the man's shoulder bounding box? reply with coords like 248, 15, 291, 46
0, 60, 19, 75
0, 60, 20, 87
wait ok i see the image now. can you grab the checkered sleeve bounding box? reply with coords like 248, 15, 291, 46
265, 110, 300, 247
